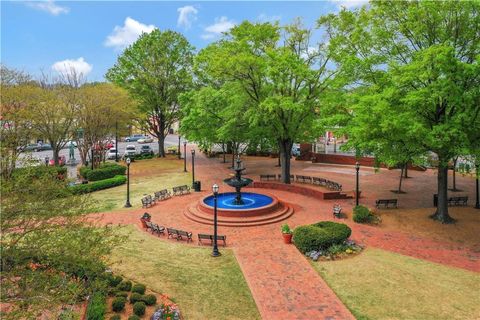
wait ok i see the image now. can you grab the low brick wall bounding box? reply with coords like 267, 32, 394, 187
246, 181, 349, 200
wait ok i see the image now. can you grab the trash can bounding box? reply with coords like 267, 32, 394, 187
193, 181, 201, 192
433, 194, 438, 207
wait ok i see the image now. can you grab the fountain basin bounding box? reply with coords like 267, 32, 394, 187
200, 192, 279, 217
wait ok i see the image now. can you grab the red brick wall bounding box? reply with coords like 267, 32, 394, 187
310, 153, 383, 167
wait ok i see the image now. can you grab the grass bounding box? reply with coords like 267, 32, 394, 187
311, 248, 480, 320
89, 157, 191, 212
108, 225, 261, 320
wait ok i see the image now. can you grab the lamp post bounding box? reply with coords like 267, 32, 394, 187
212, 184, 221, 257
91, 147, 94, 170
45, 156, 49, 166
178, 136, 181, 159
475, 173, 479, 209
124, 157, 132, 208
183, 141, 187, 172
115, 121, 118, 162
191, 149, 195, 187
355, 161, 360, 207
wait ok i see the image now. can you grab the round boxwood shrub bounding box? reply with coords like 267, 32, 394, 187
133, 301, 146, 316
115, 291, 129, 298
111, 297, 126, 312
142, 294, 157, 306
130, 292, 143, 304
131, 283, 146, 295
108, 275, 123, 287
353, 205, 374, 223
128, 316, 140, 320
293, 221, 351, 253
110, 315, 121, 320
117, 280, 132, 292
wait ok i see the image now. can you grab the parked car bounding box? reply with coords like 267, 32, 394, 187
137, 136, 154, 144
104, 141, 114, 150
48, 155, 66, 166
125, 134, 147, 142
292, 144, 301, 157
123, 145, 137, 158
24, 143, 53, 152
140, 145, 154, 155
107, 148, 118, 160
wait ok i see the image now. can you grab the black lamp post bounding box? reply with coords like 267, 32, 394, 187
178, 136, 181, 159
91, 147, 94, 170
212, 183, 221, 257
115, 121, 119, 162
475, 174, 479, 209
191, 149, 196, 187
183, 141, 187, 172
124, 157, 132, 208
355, 161, 360, 207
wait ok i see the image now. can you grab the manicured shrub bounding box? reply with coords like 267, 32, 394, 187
110, 315, 121, 320
353, 205, 374, 223
86, 165, 127, 181
111, 297, 126, 312
133, 301, 146, 316
293, 221, 351, 253
86, 292, 106, 320
142, 294, 157, 306
117, 280, 132, 292
108, 275, 123, 287
132, 154, 155, 160
115, 291, 129, 298
70, 175, 126, 194
128, 316, 140, 320
129, 292, 143, 304
131, 283, 146, 295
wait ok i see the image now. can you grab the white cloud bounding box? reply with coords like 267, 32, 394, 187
177, 5, 198, 29
104, 17, 156, 50
331, 0, 369, 9
26, 0, 69, 16
51, 57, 92, 77
257, 13, 281, 23
201, 16, 236, 40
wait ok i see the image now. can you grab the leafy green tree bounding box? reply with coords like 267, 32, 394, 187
106, 29, 194, 157
319, 1, 480, 222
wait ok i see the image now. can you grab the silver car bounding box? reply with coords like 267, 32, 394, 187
123, 145, 137, 158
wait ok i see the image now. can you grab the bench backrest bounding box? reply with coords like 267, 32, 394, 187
167, 227, 177, 234
177, 230, 191, 237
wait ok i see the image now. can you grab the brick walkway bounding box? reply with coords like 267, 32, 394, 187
95, 146, 479, 320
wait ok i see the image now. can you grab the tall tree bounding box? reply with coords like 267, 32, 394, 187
319, 0, 480, 222
106, 29, 194, 157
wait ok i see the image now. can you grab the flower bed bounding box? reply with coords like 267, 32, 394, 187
305, 239, 363, 261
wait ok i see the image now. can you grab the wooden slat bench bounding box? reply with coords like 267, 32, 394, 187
198, 234, 227, 247
375, 199, 398, 209
154, 189, 171, 201
277, 174, 295, 181
312, 177, 327, 186
150, 223, 165, 236
145, 221, 153, 230
141, 195, 155, 208
448, 196, 468, 206
167, 227, 193, 242
296, 175, 312, 184
172, 185, 190, 196
260, 174, 277, 181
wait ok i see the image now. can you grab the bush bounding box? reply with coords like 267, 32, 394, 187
110, 315, 121, 320
353, 205, 374, 223
86, 292, 106, 320
70, 175, 126, 194
131, 283, 146, 295
115, 291, 129, 298
128, 316, 140, 320
111, 297, 126, 312
132, 154, 155, 160
129, 292, 143, 304
117, 280, 132, 292
86, 165, 127, 181
133, 301, 146, 316
142, 294, 157, 306
108, 275, 123, 287
293, 221, 351, 253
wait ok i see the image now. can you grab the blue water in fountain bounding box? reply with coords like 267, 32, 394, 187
203, 192, 273, 209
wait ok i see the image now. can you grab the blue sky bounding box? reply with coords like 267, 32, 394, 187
1, 1, 367, 81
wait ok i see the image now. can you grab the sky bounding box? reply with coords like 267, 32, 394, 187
1, 0, 368, 82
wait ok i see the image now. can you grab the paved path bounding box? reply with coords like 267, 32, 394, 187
95, 146, 479, 320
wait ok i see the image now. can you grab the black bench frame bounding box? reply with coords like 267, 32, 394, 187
260, 174, 277, 181
154, 189, 171, 201
198, 233, 227, 247
173, 185, 191, 196
375, 199, 398, 209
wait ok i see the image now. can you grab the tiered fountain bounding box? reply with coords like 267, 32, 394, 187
185, 156, 294, 227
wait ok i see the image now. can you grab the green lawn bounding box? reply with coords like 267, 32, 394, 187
108, 225, 260, 320
311, 248, 480, 320
89, 158, 191, 212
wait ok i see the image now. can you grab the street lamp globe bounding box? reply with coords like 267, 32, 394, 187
213, 183, 219, 194
126, 157, 131, 165
355, 161, 360, 170
191, 149, 195, 155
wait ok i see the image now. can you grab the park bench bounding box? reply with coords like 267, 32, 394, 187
172, 185, 190, 196
312, 177, 327, 186
326, 181, 342, 191
260, 174, 277, 181
448, 196, 468, 206
277, 174, 295, 181
198, 234, 227, 247
150, 223, 165, 236
375, 199, 398, 209
296, 175, 312, 184
154, 189, 171, 201
333, 204, 342, 218
141, 195, 155, 208
167, 227, 193, 242
144, 220, 153, 230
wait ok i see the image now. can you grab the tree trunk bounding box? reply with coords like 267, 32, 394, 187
277, 155, 281, 167
451, 157, 459, 191
52, 146, 60, 166
222, 142, 226, 163
404, 163, 409, 178
279, 139, 293, 184
157, 132, 166, 157
430, 160, 455, 223
398, 166, 404, 193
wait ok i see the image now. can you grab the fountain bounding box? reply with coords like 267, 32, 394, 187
223, 156, 253, 205
184, 155, 294, 227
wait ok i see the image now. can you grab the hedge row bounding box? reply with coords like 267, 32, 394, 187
70, 175, 126, 194
293, 221, 351, 253
86, 291, 106, 320
80, 164, 126, 181
13, 165, 67, 179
